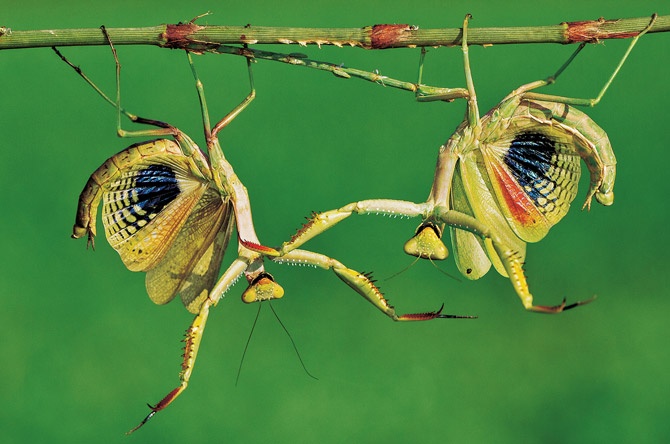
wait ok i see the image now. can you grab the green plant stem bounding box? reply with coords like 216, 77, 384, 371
0, 15, 667, 50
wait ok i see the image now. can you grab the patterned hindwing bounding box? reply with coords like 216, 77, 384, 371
526, 100, 615, 209
480, 130, 581, 243
72, 139, 183, 244
100, 142, 212, 272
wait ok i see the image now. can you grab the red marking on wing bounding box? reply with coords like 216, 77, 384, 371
491, 164, 537, 227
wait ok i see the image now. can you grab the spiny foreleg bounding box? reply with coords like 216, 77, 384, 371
273, 249, 474, 321
279, 199, 429, 255
126, 297, 212, 434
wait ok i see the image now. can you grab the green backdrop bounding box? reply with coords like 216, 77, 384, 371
2, 1, 668, 442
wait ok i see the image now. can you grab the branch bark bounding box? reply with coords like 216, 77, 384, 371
0, 14, 667, 51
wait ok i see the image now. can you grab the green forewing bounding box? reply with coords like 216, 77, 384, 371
450, 161, 492, 280
455, 155, 527, 278
145, 189, 232, 313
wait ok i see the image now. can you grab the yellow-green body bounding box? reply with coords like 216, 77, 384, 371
279, 14, 654, 313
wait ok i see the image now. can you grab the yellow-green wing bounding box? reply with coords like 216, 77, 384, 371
450, 161, 491, 280
455, 153, 527, 278
72, 139, 185, 245
179, 209, 233, 313
145, 188, 232, 313
526, 100, 616, 209
478, 126, 581, 243
102, 151, 210, 272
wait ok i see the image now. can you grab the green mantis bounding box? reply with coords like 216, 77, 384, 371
54, 11, 655, 432
276, 14, 657, 313
55, 27, 471, 433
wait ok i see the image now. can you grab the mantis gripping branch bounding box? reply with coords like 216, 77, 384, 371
0, 14, 668, 50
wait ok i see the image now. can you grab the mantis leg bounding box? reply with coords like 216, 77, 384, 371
184, 51, 271, 251
52, 27, 183, 140
128, 255, 284, 433
212, 56, 256, 138
184, 51, 256, 143
279, 199, 430, 254
414, 47, 470, 102
416, 14, 483, 126
274, 249, 474, 320
53, 26, 215, 179
522, 14, 657, 106
436, 208, 593, 313
410, 16, 478, 118
127, 299, 212, 434
460, 14, 481, 127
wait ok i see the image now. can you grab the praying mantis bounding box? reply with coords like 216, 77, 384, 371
53, 10, 656, 432
54, 27, 472, 433
275, 14, 657, 313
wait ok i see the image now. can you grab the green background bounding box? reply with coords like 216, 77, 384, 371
2, 1, 668, 442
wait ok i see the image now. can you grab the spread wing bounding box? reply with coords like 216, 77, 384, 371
479, 130, 581, 243
454, 157, 527, 278
145, 188, 233, 313
102, 154, 211, 271
79, 139, 234, 313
